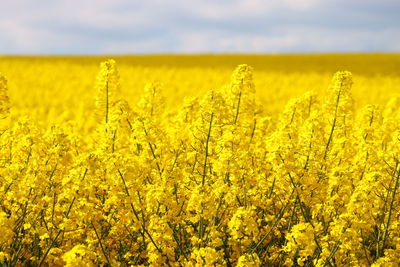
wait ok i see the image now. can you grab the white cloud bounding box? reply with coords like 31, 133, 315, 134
173, 26, 400, 53
176, 31, 301, 53
0, 0, 399, 53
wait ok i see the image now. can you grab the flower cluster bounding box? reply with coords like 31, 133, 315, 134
0, 61, 400, 266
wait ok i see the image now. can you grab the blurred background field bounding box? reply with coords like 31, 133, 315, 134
1, 54, 399, 129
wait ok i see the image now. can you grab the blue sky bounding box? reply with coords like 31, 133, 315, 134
0, 0, 399, 54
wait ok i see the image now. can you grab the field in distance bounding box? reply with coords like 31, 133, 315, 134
1, 54, 399, 130
1, 54, 400, 266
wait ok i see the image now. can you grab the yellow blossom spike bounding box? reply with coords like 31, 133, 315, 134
230, 64, 255, 95
138, 82, 165, 118
95, 59, 120, 124
325, 70, 354, 114
229, 64, 256, 124
0, 73, 10, 119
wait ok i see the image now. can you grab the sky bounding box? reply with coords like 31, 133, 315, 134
0, 0, 399, 54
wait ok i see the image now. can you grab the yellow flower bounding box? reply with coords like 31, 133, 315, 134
62, 245, 96, 267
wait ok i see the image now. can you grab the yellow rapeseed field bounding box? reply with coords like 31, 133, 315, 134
1, 54, 400, 266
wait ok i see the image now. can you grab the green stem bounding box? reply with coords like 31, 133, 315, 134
380, 162, 400, 256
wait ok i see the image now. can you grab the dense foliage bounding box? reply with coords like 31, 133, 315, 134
1, 58, 400, 266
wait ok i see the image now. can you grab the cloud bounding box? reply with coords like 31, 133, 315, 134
173, 27, 400, 53
0, 0, 399, 53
